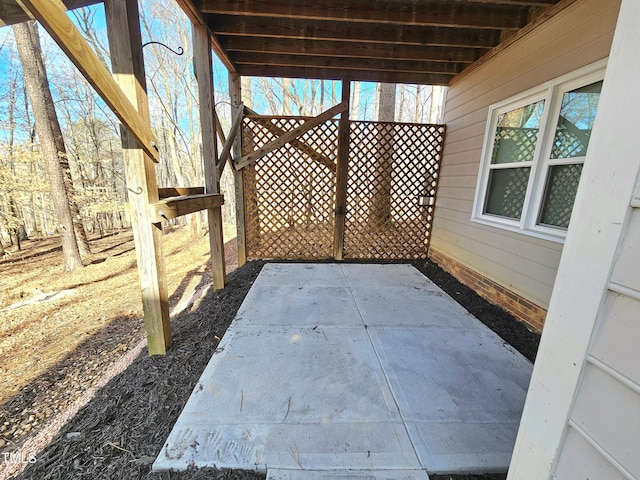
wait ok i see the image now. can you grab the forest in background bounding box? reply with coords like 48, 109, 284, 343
0, 0, 445, 262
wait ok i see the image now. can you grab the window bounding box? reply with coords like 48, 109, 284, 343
472, 63, 605, 242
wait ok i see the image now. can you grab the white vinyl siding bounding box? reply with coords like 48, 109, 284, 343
554, 429, 623, 479
552, 155, 640, 479
431, 0, 620, 309
555, 211, 640, 480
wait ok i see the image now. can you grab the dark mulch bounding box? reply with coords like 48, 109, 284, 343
11, 259, 539, 480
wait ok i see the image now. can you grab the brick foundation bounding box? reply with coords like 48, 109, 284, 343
428, 249, 547, 332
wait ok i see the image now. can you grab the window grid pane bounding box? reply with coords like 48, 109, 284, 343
485, 167, 531, 220
550, 81, 603, 159
491, 100, 545, 164
538, 163, 583, 228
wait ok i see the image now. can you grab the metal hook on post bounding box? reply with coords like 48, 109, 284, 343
139, 41, 184, 59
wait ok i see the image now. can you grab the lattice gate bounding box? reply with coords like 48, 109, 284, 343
344, 121, 445, 259
242, 115, 339, 258
241, 115, 445, 260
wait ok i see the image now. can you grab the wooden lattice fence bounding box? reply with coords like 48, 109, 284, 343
241, 115, 445, 260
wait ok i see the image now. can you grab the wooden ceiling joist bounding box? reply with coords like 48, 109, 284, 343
220, 37, 485, 64
232, 53, 467, 75
175, 0, 568, 86
208, 15, 504, 49
236, 65, 454, 85
464, 0, 557, 5
196, 0, 529, 30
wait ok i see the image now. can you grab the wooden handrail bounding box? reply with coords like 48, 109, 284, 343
158, 187, 205, 199
150, 193, 224, 223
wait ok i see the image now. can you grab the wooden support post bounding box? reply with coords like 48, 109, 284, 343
333, 79, 351, 260
192, 22, 226, 290
104, 0, 170, 355
229, 72, 247, 266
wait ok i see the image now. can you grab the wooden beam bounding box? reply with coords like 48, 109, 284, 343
150, 194, 224, 223
235, 65, 454, 86
465, 0, 558, 5
333, 80, 350, 260
221, 36, 484, 63
209, 15, 503, 48
244, 105, 336, 173
235, 101, 347, 170
19, 0, 160, 162
232, 52, 468, 75
158, 187, 205, 198
198, 0, 529, 30
0, 0, 101, 26
217, 101, 244, 178
214, 108, 227, 151
229, 72, 246, 266
104, 0, 169, 355
172, 0, 236, 73
193, 22, 226, 290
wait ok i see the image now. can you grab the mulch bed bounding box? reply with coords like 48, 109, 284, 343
10, 259, 539, 480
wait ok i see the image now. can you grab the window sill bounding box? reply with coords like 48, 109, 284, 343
471, 215, 566, 244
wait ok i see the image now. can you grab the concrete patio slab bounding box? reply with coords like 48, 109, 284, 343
341, 263, 440, 290
351, 287, 479, 329
405, 422, 519, 474
267, 468, 431, 480
182, 325, 401, 425
237, 285, 362, 327
368, 327, 531, 472
254, 263, 348, 287
368, 327, 532, 422
154, 263, 533, 477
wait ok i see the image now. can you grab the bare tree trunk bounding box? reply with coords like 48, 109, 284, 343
398, 84, 406, 122
429, 85, 445, 123
6, 65, 27, 247
283, 78, 292, 115
13, 21, 84, 271
415, 85, 422, 123
370, 82, 396, 226
352, 81, 361, 119
241, 76, 252, 109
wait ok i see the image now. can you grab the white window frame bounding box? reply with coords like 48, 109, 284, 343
472, 60, 607, 243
